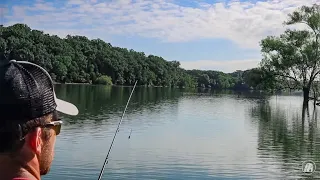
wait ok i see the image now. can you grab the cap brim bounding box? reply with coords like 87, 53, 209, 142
55, 98, 79, 115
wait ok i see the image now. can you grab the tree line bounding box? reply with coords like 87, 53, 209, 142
0, 24, 192, 88
1, 4, 319, 103
192, 3, 320, 104
0, 23, 263, 90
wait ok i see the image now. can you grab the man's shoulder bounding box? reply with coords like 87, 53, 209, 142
12, 178, 33, 180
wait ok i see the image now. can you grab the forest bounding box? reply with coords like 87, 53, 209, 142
1, 4, 319, 99
0, 23, 266, 90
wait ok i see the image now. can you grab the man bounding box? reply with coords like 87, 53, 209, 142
0, 60, 79, 180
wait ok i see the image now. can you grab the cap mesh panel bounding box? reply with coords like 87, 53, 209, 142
0, 61, 57, 124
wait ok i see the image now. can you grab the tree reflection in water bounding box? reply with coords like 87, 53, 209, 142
250, 99, 320, 178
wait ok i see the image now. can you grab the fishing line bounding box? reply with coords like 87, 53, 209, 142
97, 80, 138, 180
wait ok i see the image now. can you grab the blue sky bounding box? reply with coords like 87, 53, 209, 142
2, 0, 318, 72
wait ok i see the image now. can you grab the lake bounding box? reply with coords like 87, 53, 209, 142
43, 84, 320, 180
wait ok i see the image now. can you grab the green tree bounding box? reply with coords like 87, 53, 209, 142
260, 4, 320, 103
94, 75, 113, 85
241, 68, 279, 91
1, 23, 270, 90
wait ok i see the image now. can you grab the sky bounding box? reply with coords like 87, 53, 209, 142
1, 0, 319, 73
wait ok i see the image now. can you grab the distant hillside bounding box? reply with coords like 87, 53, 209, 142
0, 23, 264, 90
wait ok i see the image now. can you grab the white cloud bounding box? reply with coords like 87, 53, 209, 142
180, 59, 261, 73
3, 0, 320, 49
66, 0, 85, 6
31, 2, 56, 11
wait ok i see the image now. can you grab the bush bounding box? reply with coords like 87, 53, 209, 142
94, 75, 113, 85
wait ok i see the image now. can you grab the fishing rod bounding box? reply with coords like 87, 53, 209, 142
97, 80, 138, 180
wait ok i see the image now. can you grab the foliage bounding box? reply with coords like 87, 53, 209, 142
0, 23, 197, 87
2, 5, 318, 94
94, 75, 113, 85
242, 67, 281, 91
259, 4, 320, 100
185, 69, 238, 89
0, 23, 266, 90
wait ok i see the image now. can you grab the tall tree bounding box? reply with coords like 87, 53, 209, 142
260, 4, 320, 103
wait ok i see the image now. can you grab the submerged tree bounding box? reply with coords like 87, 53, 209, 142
260, 4, 320, 103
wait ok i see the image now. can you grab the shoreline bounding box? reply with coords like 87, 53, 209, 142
53, 82, 90, 85
53, 82, 166, 88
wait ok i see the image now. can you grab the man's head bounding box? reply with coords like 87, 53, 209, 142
0, 60, 78, 177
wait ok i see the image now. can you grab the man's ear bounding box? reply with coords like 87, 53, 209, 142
26, 127, 43, 155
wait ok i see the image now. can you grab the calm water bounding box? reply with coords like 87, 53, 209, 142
43, 84, 320, 180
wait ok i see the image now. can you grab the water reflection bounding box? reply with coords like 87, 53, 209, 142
250, 97, 320, 179
54, 84, 182, 125
50, 85, 320, 179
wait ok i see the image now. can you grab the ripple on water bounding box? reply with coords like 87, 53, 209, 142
43, 87, 320, 180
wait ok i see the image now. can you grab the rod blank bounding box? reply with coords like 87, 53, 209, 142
97, 81, 138, 180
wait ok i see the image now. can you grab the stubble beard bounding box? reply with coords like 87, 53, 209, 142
39, 139, 53, 175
